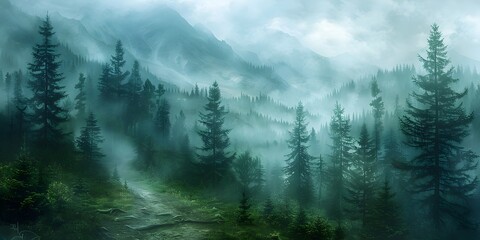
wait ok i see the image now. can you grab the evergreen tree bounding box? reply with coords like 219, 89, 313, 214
110, 40, 128, 99
262, 196, 274, 220
383, 130, 406, 188
27, 15, 67, 146
154, 99, 171, 142
284, 102, 313, 205
98, 64, 114, 101
140, 79, 156, 118
370, 79, 384, 161
155, 83, 165, 104
4, 72, 12, 106
366, 180, 406, 240
196, 81, 235, 186
315, 155, 326, 202
76, 113, 105, 176
125, 61, 143, 133
290, 208, 309, 239
74, 73, 86, 119
400, 24, 478, 229
345, 124, 376, 229
326, 102, 353, 222
13, 71, 25, 108
233, 151, 265, 195
237, 190, 253, 225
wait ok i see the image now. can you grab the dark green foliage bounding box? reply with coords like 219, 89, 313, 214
383, 130, 406, 188
289, 208, 308, 239
237, 190, 253, 225
1, 152, 46, 223
370, 79, 384, 161
155, 99, 171, 142
262, 196, 274, 220
74, 73, 87, 119
326, 102, 353, 222
135, 135, 156, 170
75, 113, 105, 177
125, 60, 144, 133
233, 151, 265, 195
27, 15, 67, 146
315, 154, 326, 202
112, 166, 120, 182
334, 225, 346, 240
13, 70, 26, 108
400, 24, 478, 229
366, 180, 406, 240
172, 110, 188, 150
284, 102, 313, 205
110, 40, 128, 99
141, 79, 156, 118
307, 217, 334, 240
345, 123, 376, 227
98, 64, 114, 101
196, 81, 235, 186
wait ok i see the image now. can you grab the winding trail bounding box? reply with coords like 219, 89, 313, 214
98, 171, 222, 240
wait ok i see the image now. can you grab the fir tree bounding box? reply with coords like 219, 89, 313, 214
154, 99, 171, 142
370, 79, 384, 161
233, 151, 265, 195
326, 102, 353, 222
76, 113, 105, 176
262, 196, 274, 220
98, 64, 114, 101
284, 102, 313, 205
74, 73, 87, 119
110, 40, 128, 99
27, 15, 67, 146
366, 180, 406, 240
141, 79, 156, 118
237, 190, 253, 225
400, 24, 478, 229
125, 61, 143, 133
172, 110, 187, 150
345, 124, 376, 229
196, 81, 235, 186
290, 208, 309, 239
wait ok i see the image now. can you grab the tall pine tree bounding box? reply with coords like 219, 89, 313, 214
110, 40, 128, 99
345, 124, 376, 229
284, 102, 313, 205
27, 15, 67, 146
370, 79, 384, 162
76, 113, 105, 177
326, 102, 353, 222
400, 24, 478, 229
196, 81, 234, 186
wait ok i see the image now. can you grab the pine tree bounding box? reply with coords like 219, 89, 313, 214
345, 124, 376, 229
76, 113, 105, 176
326, 102, 353, 222
154, 99, 171, 142
110, 40, 128, 99
196, 81, 235, 186
290, 208, 309, 239
98, 64, 114, 101
140, 79, 156, 118
4, 72, 12, 107
233, 151, 265, 195
125, 61, 143, 132
367, 180, 405, 240
383, 130, 406, 187
370, 79, 384, 161
400, 24, 478, 229
237, 190, 253, 225
13, 71, 26, 108
315, 155, 325, 202
27, 15, 67, 146
74, 73, 87, 119
284, 102, 313, 205
262, 196, 274, 220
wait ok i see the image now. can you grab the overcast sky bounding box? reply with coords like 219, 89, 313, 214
12, 0, 480, 68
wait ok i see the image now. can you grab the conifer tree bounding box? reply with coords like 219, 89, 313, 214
125, 61, 143, 132
345, 124, 376, 229
27, 15, 67, 146
74, 73, 86, 119
140, 79, 156, 118
366, 180, 406, 240
110, 40, 128, 99
76, 113, 105, 176
98, 64, 114, 101
400, 24, 478, 229
172, 110, 187, 150
154, 99, 171, 142
13, 71, 25, 108
326, 102, 353, 222
284, 102, 313, 205
370, 79, 384, 161
262, 196, 274, 220
233, 151, 265, 195
196, 81, 235, 185
237, 190, 253, 225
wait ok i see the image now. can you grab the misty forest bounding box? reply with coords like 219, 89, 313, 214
2, 0, 480, 239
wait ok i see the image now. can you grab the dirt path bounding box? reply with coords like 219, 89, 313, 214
98, 171, 222, 240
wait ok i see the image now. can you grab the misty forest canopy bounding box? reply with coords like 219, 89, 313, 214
0, 2, 480, 240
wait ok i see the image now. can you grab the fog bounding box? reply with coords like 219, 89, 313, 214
1, 0, 480, 239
